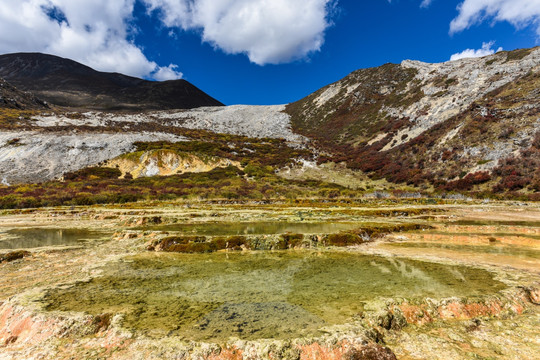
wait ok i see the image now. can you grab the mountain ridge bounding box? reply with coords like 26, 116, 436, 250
285, 47, 540, 193
0, 47, 538, 198
0, 52, 224, 110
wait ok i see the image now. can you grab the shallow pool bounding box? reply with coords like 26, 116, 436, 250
386, 242, 540, 259
451, 220, 540, 227
0, 228, 109, 249
45, 251, 506, 341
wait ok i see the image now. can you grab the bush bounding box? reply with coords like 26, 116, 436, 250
214, 236, 249, 251
63, 167, 121, 181
277, 233, 304, 249
156, 235, 250, 253
494, 175, 530, 192
326, 233, 362, 246
443, 171, 491, 191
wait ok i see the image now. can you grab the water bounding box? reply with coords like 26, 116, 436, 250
137, 221, 366, 235
426, 231, 540, 241
45, 251, 506, 341
451, 220, 540, 227
387, 242, 540, 259
0, 228, 109, 249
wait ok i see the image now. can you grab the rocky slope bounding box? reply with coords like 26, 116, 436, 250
0, 104, 305, 185
0, 77, 48, 110
104, 149, 242, 179
0, 53, 223, 110
26, 105, 304, 142
0, 48, 539, 195
0, 131, 187, 185
286, 47, 540, 193
0, 66, 303, 185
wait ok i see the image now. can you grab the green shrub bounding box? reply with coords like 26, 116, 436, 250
326, 233, 362, 246
278, 233, 304, 249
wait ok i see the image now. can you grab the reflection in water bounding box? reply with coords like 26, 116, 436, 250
0, 228, 108, 249
370, 260, 392, 274
386, 258, 446, 294
387, 242, 540, 259
449, 268, 466, 282
45, 251, 506, 341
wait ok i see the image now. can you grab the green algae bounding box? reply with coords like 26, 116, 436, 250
386, 242, 540, 259
44, 251, 506, 342
0, 228, 110, 249
136, 221, 366, 235
148, 222, 429, 253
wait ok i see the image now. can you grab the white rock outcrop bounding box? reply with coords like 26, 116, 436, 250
381, 48, 540, 150
0, 132, 186, 184
0, 104, 306, 184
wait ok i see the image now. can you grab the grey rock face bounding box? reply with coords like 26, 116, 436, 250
0, 132, 186, 184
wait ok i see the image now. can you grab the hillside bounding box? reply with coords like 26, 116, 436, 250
0, 53, 223, 110
0, 48, 539, 201
286, 47, 540, 195
0, 104, 305, 185
0, 77, 48, 110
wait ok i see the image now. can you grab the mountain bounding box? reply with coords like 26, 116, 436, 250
286, 47, 540, 193
0, 48, 539, 197
0, 53, 223, 110
0, 77, 49, 110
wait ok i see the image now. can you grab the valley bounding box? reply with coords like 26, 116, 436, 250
0, 47, 538, 359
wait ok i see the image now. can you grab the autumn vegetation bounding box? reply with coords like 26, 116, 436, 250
286, 59, 540, 201
0, 133, 348, 209
0, 128, 538, 208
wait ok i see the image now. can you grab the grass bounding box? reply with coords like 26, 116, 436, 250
0, 109, 40, 129
505, 48, 534, 62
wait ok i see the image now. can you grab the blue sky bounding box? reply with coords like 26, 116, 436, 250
0, 0, 539, 105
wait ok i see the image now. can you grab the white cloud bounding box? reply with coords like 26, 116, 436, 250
420, 0, 433, 8
143, 0, 337, 65
450, 41, 503, 61
0, 0, 180, 80
152, 64, 183, 81
0, 0, 337, 76
450, 0, 540, 36
388, 1, 434, 9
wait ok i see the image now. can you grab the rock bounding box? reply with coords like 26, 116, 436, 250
0, 250, 30, 263
106, 150, 242, 179
155, 104, 306, 142
343, 345, 398, 360
465, 318, 482, 332
0, 131, 187, 184
92, 313, 112, 333
135, 216, 163, 226
520, 286, 540, 305
296, 342, 397, 360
